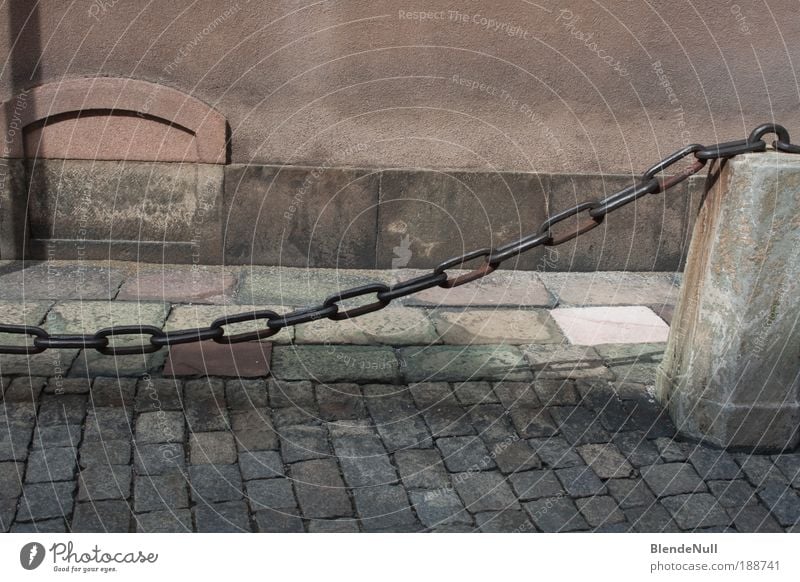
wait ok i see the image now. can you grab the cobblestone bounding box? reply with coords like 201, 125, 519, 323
80, 440, 132, 468
17, 481, 75, 521
194, 500, 251, 532
524, 497, 589, 532
133, 443, 184, 475
72, 501, 132, 533
353, 484, 418, 532
660, 493, 730, 529
641, 463, 706, 497
78, 465, 132, 501
189, 464, 243, 503
555, 466, 607, 497
134, 472, 189, 513
135, 509, 193, 533
707, 479, 758, 508
510, 470, 564, 501
756, 482, 800, 526
239, 451, 284, 480
474, 510, 533, 533
32, 424, 82, 449
577, 443, 635, 479
410, 489, 471, 527
394, 449, 450, 490
453, 471, 518, 512
255, 508, 304, 532
280, 425, 331, 463
436, 436, 496, 472
575, 495, 625, 527
528, 437, 583, 469
245, 478, 297, 510
290, 459, 352, 519
400, 346, 533, 383
26, 447, 78, 483
190, 432, 237, 465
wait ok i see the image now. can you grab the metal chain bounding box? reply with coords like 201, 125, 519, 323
2, 123, 797, 355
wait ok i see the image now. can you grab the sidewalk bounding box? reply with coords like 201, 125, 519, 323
0, 261, 798, 533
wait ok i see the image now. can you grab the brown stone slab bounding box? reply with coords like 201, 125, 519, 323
164, 341, 272, 378
116, 267, 238, 304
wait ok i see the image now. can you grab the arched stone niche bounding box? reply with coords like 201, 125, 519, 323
0, 78, 226, 262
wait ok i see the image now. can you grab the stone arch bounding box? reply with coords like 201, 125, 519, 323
0, 77, 226, 163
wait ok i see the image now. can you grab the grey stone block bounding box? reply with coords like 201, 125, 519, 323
280, 425, 331, 464
399, 345, 533, 383
660, 493, 730, 530
239, 451, 284, 481
353, 484, 418, 532
255, 507, 305, 533
290, 459, 352, 519
475, 510, 533, 533
79, 440, 132, 468
524, 497, 589, 532
641, 463, 706, 497
394, 449, 450, 490
410, 489, 471, 527
246, 478, 296, 511
194, 500, 252, 532
17, 481, 75, 521
71, 500, 132, 533
189, 465, 243, 503
25, 447, 78, 483
510, 470, 565, 501
453, 471, 518, 512
136, 509, 193, 533
134, 472, 189, 513
78, 465, 132, 501
133, 443, 184, 475
436, 436, 495, 472
555, 466, 607, 497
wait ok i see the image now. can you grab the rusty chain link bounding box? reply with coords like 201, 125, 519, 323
2, 123, 798, 355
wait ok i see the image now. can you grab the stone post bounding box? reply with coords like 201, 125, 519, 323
657, 152, 800, 451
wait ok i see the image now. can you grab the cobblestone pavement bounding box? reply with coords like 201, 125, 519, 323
0, 261, 798, 533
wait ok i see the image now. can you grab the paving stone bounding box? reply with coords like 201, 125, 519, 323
307, 518, 359, 533
394, 449, 451, 490
0, 264, 124, 300
577, 443, 635, 479
400, 345, 532, 383
494, 381, 540, 409
538, 271, 678, 307
11, 518, 68, 533
239, 450, 284, 480
453, 471, 519, 512
2, 400, 37, 423
335, 444, 397, 488
522, 344, 614, 381
184, 378, 229, 431
524, 497, 589, 532
508, 407, 558, 439
641, 463, 706, 497
707, 480, 758, 508
437, 436, 496, 472
354, 485, 418, 532
365, 388, 433, 451
317, 383, 366, 421
654, 437, 694, 462
164, 341, 271, 378
71, 500, 132, 532
475, 510, 534, 533
772, 454, 800, 488
231, 410, 280, 451
280, 425, 331, 463
624, 504, 680, 533
432, 309, 563, 345
0, 462, 24, 499
78, 440, 131, 469
661, 493, 731, 530
688, 446, 741, 480
78, 465, 132, 501
453, 381, 498, 406
246, 477, 296, 510
492, 439, 541, 474
189, 464, 244, 503
556, 466, 607, 497
551, 306, 669, 346
26, 447, 78, 482
606, 479, 655, 509
136, 509, 193, 532
69, 350, 167, 378
576, 495, 626, 527
225, 379, 268, 410
135, 411, 184, 444
268, 379, 315, 409
727, 505, 784, 532
409, 382, 458, 407
255, 508, 305, 532
415, 403, 474, 439
133, 443, 185, 475
593, 398, 638, 433
290, 459, 352, 519
32, 424, 82, 449
272, 345, 400, 383
90, 377, 137, 407
756, 482, 800, 526
0, 350, 78, 377
295, 307, 437, 345
528, 437, 584, 469
135, 378, 183, 412
468, 404, 517, 445
3, 376, 45, 402
17, 481, 75, 521
510, 470, 565, 501
410, 489, 471, 527
37, 394, 88, 425
0, 498, 15, 531
190, 432, 237, 465
595, 343, 665, 384
0, 422, 33, 461
236, 268, 387, 307
43, 377, 91, 395
735, 455, 788, 487
621, 398, 676, 439
533, 380, 580, 406
613, 431, 662, 467
548, 406, 610, 445
84, 407, 133, 442
134, 472, 189, 513
194, 500, 252, 532
272, 407, 320, 427
116, 267, 237, 303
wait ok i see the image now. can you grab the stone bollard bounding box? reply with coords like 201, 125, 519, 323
657, 152, 800, 451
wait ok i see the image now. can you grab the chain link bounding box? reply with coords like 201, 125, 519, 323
2, 123, 797, 355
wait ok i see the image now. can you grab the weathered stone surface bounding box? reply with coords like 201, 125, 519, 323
468, 404, 517, 445
296, 307, 437, 345
576, 495, 625, 528
290, 459, 352, 519
474, 510, 533, 533
135, 378, 183, 412
522, 344, 614, 381
135, 411, 184, 444
272, 345, 400, 383
164, 341, 272, 378
410, 489, 470, 527
166, 304, 293, 343
756, 482, 800, 526
394, 449, 450, 490
25, 447, 78, 482
133, 443, 184, 475
453, 471, 518, 512
224, 166, 379, 268
606, 479, 656, 509
194, 500, 251, 532
190, 432, 237, 465
707, 480, 758, 508
365, 387, 433, 451
239, 451, 284, 481
555, 466, 607, 497
492, 440, 541, 474
551, 306, 669, 346
316, 383, 366, 421
436, 437, 496, 473
255, 508, 305, 533
528, 437, 584, 469
136, 509, 193, 533
658, 153, 800, 450
245, 478, 297, 511
78, 465, 132, 501
539, 271, 680, 306
134, 472, 189, 513
524, 497, 589, 532
577, 443, 635, 479
225, 379, 268, 410
399, 345, 532, 383
0, 462, 23, 499
353, 484, 419, 532
641, 463, 705, 497
727, 505, 784, 532
596, 343, 665, 384
280, 425, 331, 463
189, 465, 243, 503
406, 270, 555, 308
660, 493, 730, 529
452, 381, 498, 406
0, 264, 124, 300
16, 482, 74, 521
510, 470, 564, 501
307, 518, 358, 533
432, 309, 563, 345
84, 408, 133, 442
72, 500, 132, 533
117, 266, 237, 304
